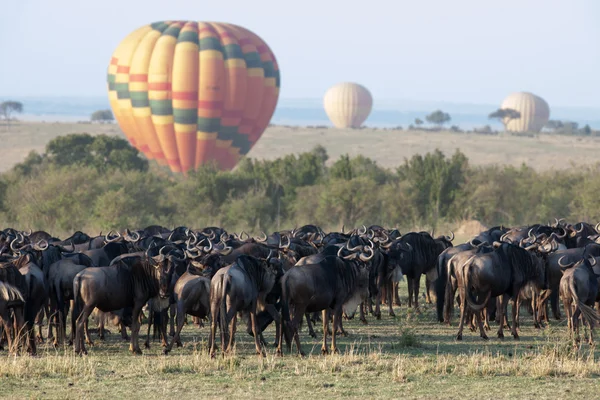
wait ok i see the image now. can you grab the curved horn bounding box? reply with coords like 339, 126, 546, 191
256, 231, 268, 242
359, 246, 375, 262
528, 228, 536, 242
203, 239, 213, 253
340, 224, 345, 234
576, 223, 584, 234
218, 246, 233, 256
185, 248, 201, 259
23, 228, 32, 237
367, 229, 375, 240
105, 230, 121, 243
358, 225, 367, 235
589, 256, 597, 267
445, 231, 455, 242
558, 255, 572, 269
595, 222, 600, 233
346, 242, 363, 252
10, 238, 22, 252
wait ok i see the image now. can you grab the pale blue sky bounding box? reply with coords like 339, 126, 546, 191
1, 0, 598, 108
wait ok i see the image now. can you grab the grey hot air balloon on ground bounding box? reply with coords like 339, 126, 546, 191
323, 82, 373, 128
500, 92, 550, 133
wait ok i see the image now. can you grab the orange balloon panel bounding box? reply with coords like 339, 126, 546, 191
107, 21, 280, 174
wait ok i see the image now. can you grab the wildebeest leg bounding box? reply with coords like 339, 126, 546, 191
359, 302, 368, 325
249, 304, 264, 356
368, 296, 374, 315
321, 309, 329, 354
412, 275, 421, 311
165, 302, 185, 354
35, 307, 45, 343
510, 295, 519, 339
75, 304, 94, 355
262, 303, 281, 348
169, 303, 176, 337
394, 282, 401, 306
129, 302, 144, 355
550, 290, 561, 320
455, 283, 467, 340
291, 304, 306, 356
98, 312, 106, 340
476, 311, 488, 340
572, 307, 581, 344
144, 311, 153, 349
226, 314, 237, 354
374, 288, 382, 319
159, 309, 169, 347
209, 304, 219, 357
387, 280, 396, 317
120, 321, 129, 341
425, 277, 432, 304
497, 295, 509, 339
331, 309, 341, 354
304, 313, 316, 338
406, 278, 413, 308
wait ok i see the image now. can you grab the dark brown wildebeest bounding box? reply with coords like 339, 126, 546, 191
72, 246, 184, 355
209, 254, 281, 357
0, 281, 25, 353
559, 256, 600, 344
163, 251, 229, 354
277, 245, 370, 356
454, 242, 545, 341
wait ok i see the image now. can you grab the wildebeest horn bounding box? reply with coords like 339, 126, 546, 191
32, 239, 49, 251
240, 231, 250, 241
589, 256, 597, 267
358, 225, 367, 235
170, 250, 187, 263
469, 238, 478, 247
340, 224, 345, 234
367, 229, 375, 240
557, 256, 573, 269
256, 231, 268, 242
218, 246, 233, 256
500, 233, 509, 242
203, 239, 213, 253
23, 228, 32, 237
528, 228, 536, 242
346, 242, 363, 252
524, 243, 538, 252
446, 231, 455, 241
359, 246, 375, 262
105, 230, 121, 243
576, 224, 584, 234
280, 235, 291, 249
595, 222, 600, 233
185, 248, 201, 259
10, 238, 23, 252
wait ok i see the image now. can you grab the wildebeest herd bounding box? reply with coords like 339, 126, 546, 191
0, 220, 599, 358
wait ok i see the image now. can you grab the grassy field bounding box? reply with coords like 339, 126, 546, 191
2, 283, 599, 400
2, 121, 600, 173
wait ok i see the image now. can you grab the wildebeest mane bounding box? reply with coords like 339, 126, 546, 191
114, 255, 159, 299
0, 263, 29, 300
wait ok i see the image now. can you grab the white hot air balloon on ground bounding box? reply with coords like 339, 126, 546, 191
500, 92, 550, 133
323, 82, 373, 128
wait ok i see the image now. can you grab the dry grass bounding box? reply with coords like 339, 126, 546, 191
2, 121, 600, 173
1, 283, 599, 399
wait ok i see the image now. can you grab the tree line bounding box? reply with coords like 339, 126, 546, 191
0, 133, 599, 237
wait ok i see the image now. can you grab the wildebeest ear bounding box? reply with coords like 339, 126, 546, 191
187, 261, 204, 276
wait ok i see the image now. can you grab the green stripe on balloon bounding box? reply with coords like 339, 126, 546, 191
149, 99, 173, 116
174, 108, 198, 125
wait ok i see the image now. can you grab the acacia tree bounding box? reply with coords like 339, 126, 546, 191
0, 101, 23, 127
91, 109, 114, 123
488, 108, 520, 130
425, 110, 451, 128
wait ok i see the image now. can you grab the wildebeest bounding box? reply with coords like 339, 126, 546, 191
72, 246, 184, 355
209, 254, 281, 357
558, 256, 600, 344
454, 242, 545, 340
277, 247, 370, 356
0, 281, 26, 353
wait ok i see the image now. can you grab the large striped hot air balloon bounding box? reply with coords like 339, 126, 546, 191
500, 92, 550, 133
107, 21, 280, 174
323, 82, 373, 128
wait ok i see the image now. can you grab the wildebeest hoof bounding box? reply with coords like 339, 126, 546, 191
169, 331, 175, 337
375, 313, 381, 320
176, 341, 182, 348
163, 349, 170, 355
36, 336, 44, 344
455, 334, 462, 341
122, 336, 130, 341
513, 333, 520, 340
481, 334, 489, 340
497, 332, 504, 339
131, 348, 143, 355
321, 347, 329, 355
99, 335, 105, 341
86, 340, 94, 346
309, 332, 317, 338
144, 342, 150, 349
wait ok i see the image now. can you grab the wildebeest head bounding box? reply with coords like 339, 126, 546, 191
148, 246, 187, 298
381, 239, 412, 272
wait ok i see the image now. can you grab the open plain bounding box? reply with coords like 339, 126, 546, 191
2, 121, 600, 172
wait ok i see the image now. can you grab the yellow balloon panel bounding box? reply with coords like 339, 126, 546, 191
323, 82, 373, 128
107, 21, 280, 174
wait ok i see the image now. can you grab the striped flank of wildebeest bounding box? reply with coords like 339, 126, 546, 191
106, 20, 280, 175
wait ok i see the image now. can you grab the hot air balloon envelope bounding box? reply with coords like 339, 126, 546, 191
323, 82, 372, 128
500, 92, 550, 133
107, 21, 280, 174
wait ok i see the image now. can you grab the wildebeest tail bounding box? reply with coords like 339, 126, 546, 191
72, 274, 84, 324
0, 281, 25, 306
219, 274, 230, 346
569, 278, 600, 328
462, 256, 491, 312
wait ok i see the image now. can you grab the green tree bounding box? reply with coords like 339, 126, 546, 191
0, 101, 23, 127
91, 109, 115, 123
414, 118, 424, 127
425, 110, 451, 128
45, 133, 148, 172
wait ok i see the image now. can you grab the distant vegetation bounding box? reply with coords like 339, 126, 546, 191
91, 109, 114, 123
2, 133, 600, 236
0, 101, 23, 126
